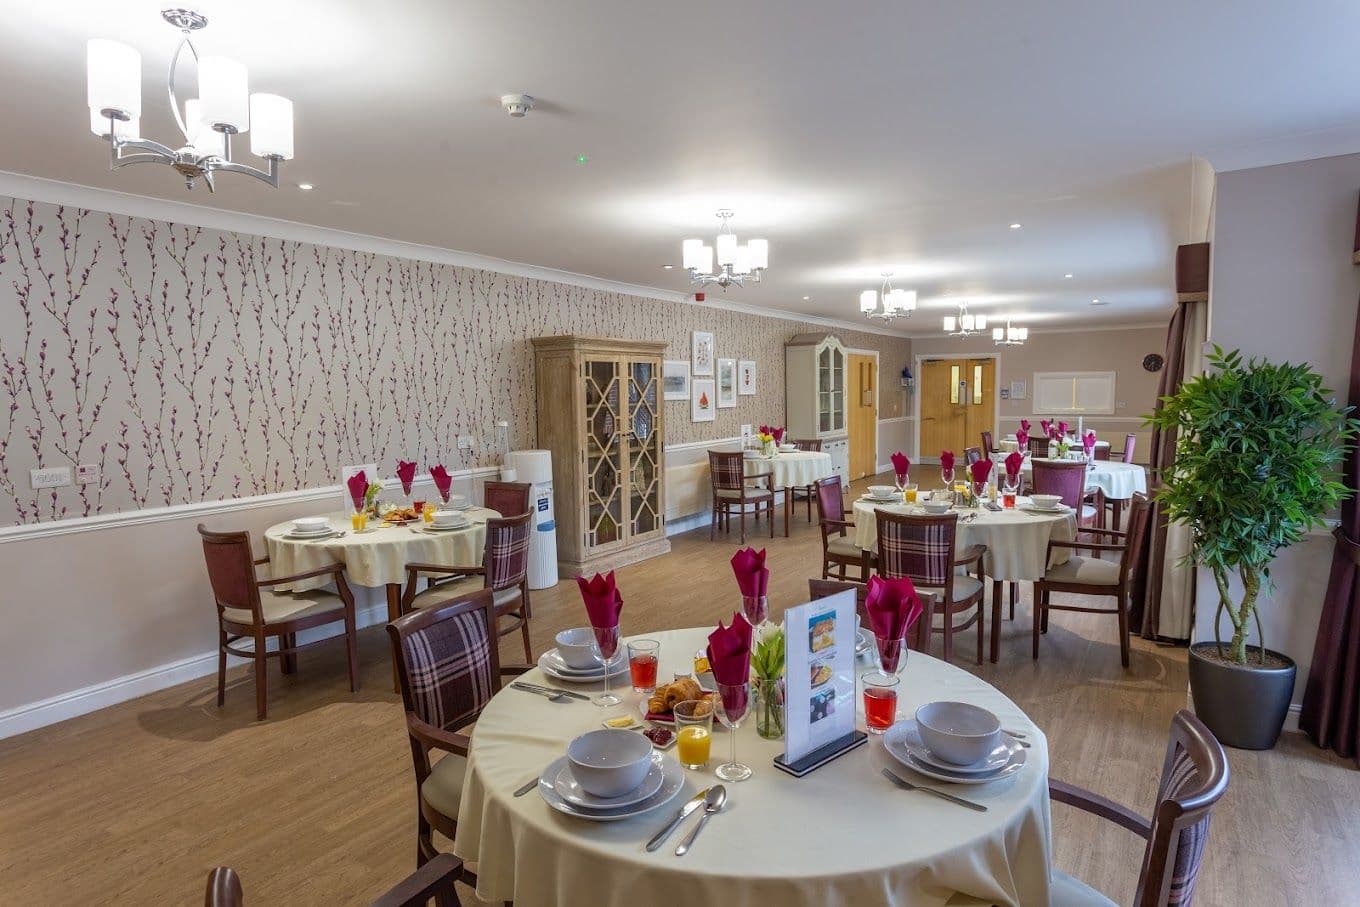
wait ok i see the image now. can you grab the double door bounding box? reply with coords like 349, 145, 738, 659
582, 357, 663, 552
919, 358, 996, 459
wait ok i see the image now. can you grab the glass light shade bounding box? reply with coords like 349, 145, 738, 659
184, 100, 226, 158
249, 94, 294, 159
87, 39, 141, 118
698, 245, 714, 274
89, 108, 139, 139
943, 315, 956, 333
993, 327, 1005, 341
747, 238, 768, 269
682, 239, 706, 271
732, 245, 752, 275
860, 290, 878, 313
198, 56, 250, 132
716, 232, 738, 266
976, 315, 988, 331
1017, 327, 1029, 340
888, 288, 916, 312
960, 312, 975, 331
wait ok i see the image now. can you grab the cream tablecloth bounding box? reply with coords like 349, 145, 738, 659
453, 627, 1051, 907
987, 455, 1148, 502
999, 436, 1110, 457
852, 497, 1077, 582
743, 450, 834, 488
263, 508, 498, 591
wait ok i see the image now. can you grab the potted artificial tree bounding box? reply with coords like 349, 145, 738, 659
1150, 347, 1356, 749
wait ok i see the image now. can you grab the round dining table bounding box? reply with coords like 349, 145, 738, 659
453, 626, 1052, 907
743, 450, 835, 536
988, 454, 1148, 525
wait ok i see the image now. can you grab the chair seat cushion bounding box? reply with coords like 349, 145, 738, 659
411, 576, 522, 611
826, 535, 873, 559
915, 574, 983, 604
716, 488, 773, 501
1050, 868, 1118, 906
420, 752, 468, 821
1043, 555, 1121, 587
223, 589, 344, 626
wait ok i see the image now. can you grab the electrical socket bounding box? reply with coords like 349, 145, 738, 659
457, 435, 474, 451
30, 467, 71, 489
76, 464, 100, 485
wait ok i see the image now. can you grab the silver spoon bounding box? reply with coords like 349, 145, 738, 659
509, 683, 573, 703
675, 785, 726, 855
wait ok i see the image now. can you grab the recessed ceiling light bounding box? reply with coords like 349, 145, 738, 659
1063, 273, 1073, 279
663, 264, 673, 270
1091, 298, 1107, 306
1008, 223, 1022, 230
803, 296, 810, 300
297, 182, 314, 191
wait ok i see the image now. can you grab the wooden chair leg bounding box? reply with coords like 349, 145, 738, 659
254, 635, 268, 721
345, 609, 360, 693
943, 611, 954, 663
520, 613, 533, 664
1041, 590, 1050, 633
990, 581, 1002, 663
1032, 587, 1042, 660
1009, 583, 1016, 621
976, 600, 984, 666
739, 505, 747, 544
768, 498, 775, 538
281, 633, 297, 675
1117, 592, 1130, 668
217, 630, 227, 707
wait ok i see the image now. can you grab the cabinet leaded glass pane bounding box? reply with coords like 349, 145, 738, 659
627, 360, 661, 536
584, 359, 622, 548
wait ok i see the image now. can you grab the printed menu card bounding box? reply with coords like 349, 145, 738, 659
781, 590, 860, 769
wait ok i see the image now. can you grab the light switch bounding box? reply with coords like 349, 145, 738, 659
457, 435, 474, 451
77, 464, 100, 485
30, 467, 71, 489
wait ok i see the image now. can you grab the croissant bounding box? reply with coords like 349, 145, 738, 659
646, 677, 704, 714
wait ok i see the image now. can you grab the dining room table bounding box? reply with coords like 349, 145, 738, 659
989, 453, 1148, 526
743, 449, 835, 537
453, 626, 1053, 907
851, 494, 1079, 662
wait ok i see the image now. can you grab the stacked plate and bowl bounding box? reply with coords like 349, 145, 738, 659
537, 728, 686, 821
537, 628, 629, 683
285, 517, 334, 540
863, 484, 899, 503
882, 701, 1027, 785
426, 509, 471, 532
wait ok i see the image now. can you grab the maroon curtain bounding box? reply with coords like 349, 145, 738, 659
1299, 290, 1360, 766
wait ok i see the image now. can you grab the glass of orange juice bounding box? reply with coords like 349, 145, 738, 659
903, 483, 918, 504
350, 510, 367, 531
673, 699, 714, 769
422, 501, 436, 523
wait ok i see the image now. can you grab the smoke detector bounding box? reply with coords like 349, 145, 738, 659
501, 94, 535, 118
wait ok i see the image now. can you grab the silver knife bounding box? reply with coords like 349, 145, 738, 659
513, 681, 591, 702
513, 771, 548, 797
645, 788, 710, 851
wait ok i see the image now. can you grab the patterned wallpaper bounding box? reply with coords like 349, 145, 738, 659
0, 197, 910, 524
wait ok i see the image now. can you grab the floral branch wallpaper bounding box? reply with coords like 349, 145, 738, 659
0, 197, 909, 525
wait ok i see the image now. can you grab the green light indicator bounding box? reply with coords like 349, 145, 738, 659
576, 154, 589, 165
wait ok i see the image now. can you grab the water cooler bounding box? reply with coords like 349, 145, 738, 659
505, 449, 559, 589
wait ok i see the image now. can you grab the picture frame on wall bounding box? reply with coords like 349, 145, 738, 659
663, 360, 691, 401
737, 360, 757, 395
691, 378, 717, 422
717, 358, 737, 408
692, 330, 715, 376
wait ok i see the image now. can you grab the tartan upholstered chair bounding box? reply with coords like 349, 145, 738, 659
401, 512, 534, 662
482, 480, 531, 518
815, 474, 876, 581
387, 590, 530, 874
708, 449, 774, 544
873, 509, 986, 665
197, 525, 360, 721
205, 854, 465, 907
807, 578, 936, 653
1049, 710, 1229, 906
788, 438, 823, 523
1031, 458, 1103, 528
1027, 435, 1049, 457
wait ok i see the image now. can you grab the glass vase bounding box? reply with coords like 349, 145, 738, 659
752, 676, 785, 740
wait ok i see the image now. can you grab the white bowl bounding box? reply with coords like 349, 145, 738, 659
432, 510, 466, 527
566, 729, 654, 798
446, 493, 468, 507
1030, 494, 1063, 510
555, 627, 603, 670
742, 449, 762, 459
922, 500, 952, 514
292, 517, 328, 531
915, 701, 1002, 766
868, 485, 897, 499
778, 444, 798, 452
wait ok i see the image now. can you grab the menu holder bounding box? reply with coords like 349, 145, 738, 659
777, 589, 861, 777
340, 463, 376, 511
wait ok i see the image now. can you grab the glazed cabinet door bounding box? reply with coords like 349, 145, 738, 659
624, 357, 663, 541
582, 357, 626, 553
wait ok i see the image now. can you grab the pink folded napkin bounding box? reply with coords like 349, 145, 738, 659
758, 424, 771, 436
730, 547, 769, 598
1082, 430, 1097, 456
1040, 419, 1052, 437
707, 614, 754, 713
940, 450, 955, 472
346, 470, 368, 511
866, 575, 924, 674
576, 571, 623, 629
1015, 430, 1029, 451
1019, 419, 1031, 433
891, 451, 911, 484
969, 459, 992, 484
429, 464, 452, 503
1005, 451, 1024, 479
772, 427, 785, 445
396, 460, 417, 495
1057, 421, 1070, 438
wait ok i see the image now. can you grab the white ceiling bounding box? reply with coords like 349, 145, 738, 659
3, 0, 1360, 336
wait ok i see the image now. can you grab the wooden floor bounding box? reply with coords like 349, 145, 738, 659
2, 474, 1358, 906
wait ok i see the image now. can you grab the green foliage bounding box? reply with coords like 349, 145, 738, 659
751, 626, 785, 680
1147, 346, 1357, 663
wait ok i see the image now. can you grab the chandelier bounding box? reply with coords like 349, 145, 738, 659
681, 210, 768, 289
860, 273, 917, 322
992, 320, 1029, 346
86, 8, 295, 192
943, 303, 987, 337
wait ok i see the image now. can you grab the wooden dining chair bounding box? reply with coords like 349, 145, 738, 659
387, 590, 531, 875
815, 474, 876, 581
1122, 433, 1138, 464
708, 449, 774, 544
789, 438, 823, 522
1094, 445, 1111, 461
206, 848, 467, 907
1034, 493, 1151, 668
807, 578, 936, 653
400, 512, 534, 662
197, 525, 359, 721
873, 509, 986, 665
1030, 458, 1103, 528
1027, 436, 1048, 457
980, 431, 995, 457
963, 446, 983, 466
1049, 710, 1229, 906
483, 480, 531, 518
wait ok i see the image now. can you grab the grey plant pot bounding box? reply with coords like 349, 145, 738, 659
1187, 642, 1296, 750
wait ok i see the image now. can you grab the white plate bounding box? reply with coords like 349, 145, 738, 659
882, 720, 1027, 785
426, 521, 471, 532
537, 650, 629, 683
541, 647, 627, 675
537, 754, 686, 821
1020, 503, 1069, 513
889, 718, 1016, 774
552, 751, 665, 808
861, 494, 900, 503
283, 528, 335, 540
855, 628, 872, 655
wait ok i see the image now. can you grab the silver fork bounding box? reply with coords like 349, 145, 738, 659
880, 768, 987, 812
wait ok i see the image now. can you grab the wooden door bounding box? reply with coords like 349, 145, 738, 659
919, 358, 996, 458
846, 353, 878, 480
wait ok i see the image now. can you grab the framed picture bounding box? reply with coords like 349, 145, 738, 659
663, 360, 691, 401
717, 358, 737, 408
691, 330, 715, 376
737, 360, 757, 395
691, 378, 716, 422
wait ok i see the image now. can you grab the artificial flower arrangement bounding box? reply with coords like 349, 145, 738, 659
756, 424, 786, 456
750, 622, 786, 739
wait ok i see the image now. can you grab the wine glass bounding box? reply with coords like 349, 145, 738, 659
1002, 475, 1020, 509
870, 631, 906, 683
940, 465, 955, 489
741, 594, 768, 627
715, 681, 752, 782
591, 625, 621, 707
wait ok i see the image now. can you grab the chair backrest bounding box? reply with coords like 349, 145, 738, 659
1119, 493, 1152, 588
483, 480, 531, 518
483, 512, 531, 591
792, 438, 823, 452
708, 450, 746, 493
1124, 433, 1138, 464
197, 525, 262, 622
980, 431, 994, 455
387, 589, 501, 736
874, 509, 958, 588
963, 446, 983, 466
1094, 446, 1111, 461
814, 474, 847, 525
205, 867, 242, 907
204, 854, 464, 907
1030, 459, 1089, 510
1027, 436, 1048, 457
807, 578, 934, 652
1135, 710, 1230, 907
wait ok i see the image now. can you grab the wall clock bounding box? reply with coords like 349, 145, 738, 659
1142, 353, 1165, 373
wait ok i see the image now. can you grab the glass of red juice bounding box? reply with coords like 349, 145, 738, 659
863, 673, 899, 734
627, 639, 660, 694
